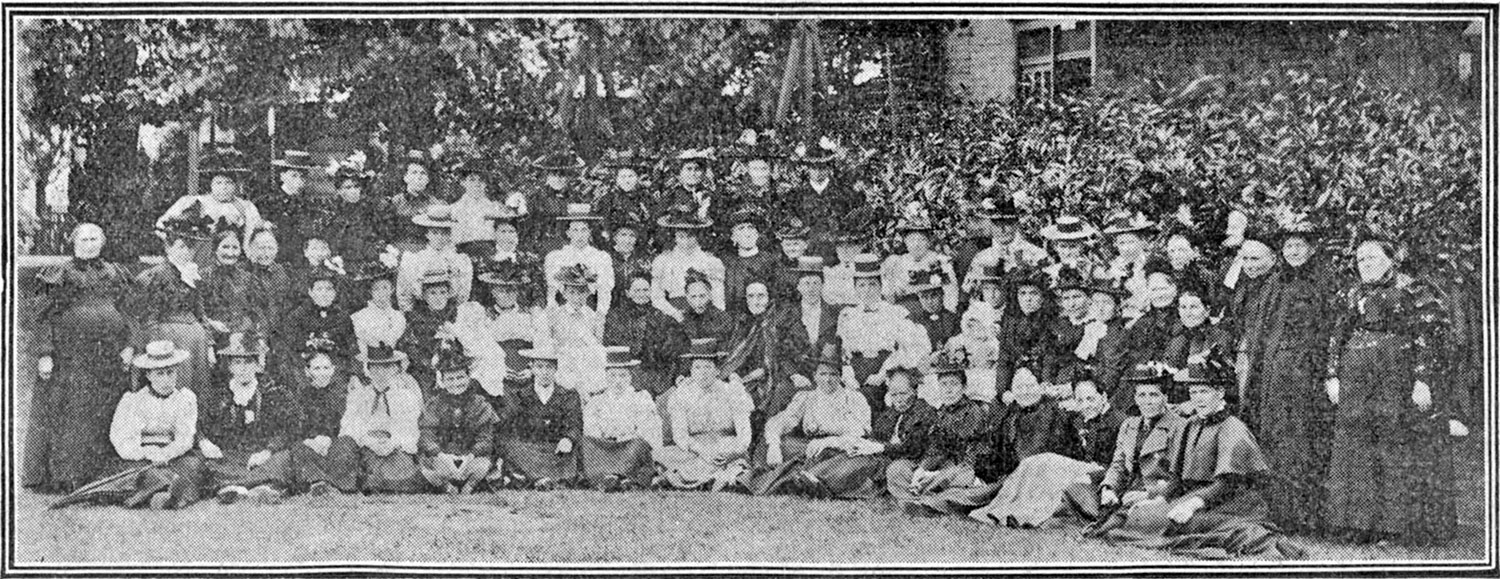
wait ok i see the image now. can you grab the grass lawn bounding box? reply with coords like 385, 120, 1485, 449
7, 321, 1491, 566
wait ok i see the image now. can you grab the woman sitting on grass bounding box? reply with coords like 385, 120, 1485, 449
580, 347, 663, 492
497, 342, 584, 490
200, 332, 299, 505
417, 339, 501, 494
652, 338, 754, 491
744, 353, 877, 497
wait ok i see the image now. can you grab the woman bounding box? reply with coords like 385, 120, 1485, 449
581, 347, 664, 491
651, 206, 726, 320
543, 203, 615, 314
1123, 261, 1181, 373
203, 228, 267, 335
1100, 211, 1157, 318
418, 339, 501, 494
447, 158, 512, 261
386, 148, 448, 252
25, 223, 134, 493
127, 211, 225, 396
1322, 239, 1459, 545
199, 332, 298, 504
498, 343, 584, 490
526, 153, 586, 253
1040, 215, 1102, 288
242, 225, 296, 380
1079, 282, 1133, 411
453, 261, 543, 406
1096, 358, 1305, 560
606, 224, 654, 306
1038, 267, 1094, 389
653, 338, 754, 491
339, 342, 424, 493
1162, 288, 1231, 404
1162, 231, 1218, 314
595, 151, 659, 252
605, 273, 688, 398
882, 218, 959, 312
396, 207, 473, 311
994, 269, 1051, 400
539, 264, 609, 401
325, 158, 385, 266
886, 355, 990, 517
946, 301, 999, 404
82, 341, 204, 510
1071, 363, 1184, 524
155, 148, 262, 257
349, 256, 407, 359
732, 281, 813, 443
278, 268, 357, 369
289, 344, 358, 495
745, 354, 879, 497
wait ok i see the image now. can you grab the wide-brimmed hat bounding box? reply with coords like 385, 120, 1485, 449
1102, 211, 1158, 236
350, 259, 398, 282
157, 199, 216, 241
412, 206, 458, 229
789, 256, 827, 275
556, 203, 603, 222
431, 338, 473, 373
358, 341, 408, 365
775, 217, 811, 240
217, 331, 266, 358
723, 139, 785, 161
673, 148, 715, 167
894, 201, 937, 234
603, 345, 640, 368
518, 341, 560, 361
851, 254, 883, 279
792, 137, 839, 166
969, 262, 1005, 284
656, 204, 713, 230
200, 147, 252, 178
1088, 280, 1131, 300
477, 261, 531, 287
133, 340, 190, 370
554, 263, 597, 287
929, 351, 966, 376
303, 333, 338, 357
1122, 361, 1176, 385
1040, 215, 1098, 241
1173, 350, 1232, 388
450, 156, 504, 178
727, 206, 766, 231
1007, 267, 1049, 291
531, 152, 586, 173
1275, 212, 1322, 245
908, 261, 950, 293
331, 154, 376, 184
601, 149, 657, 171
974, 195, 1020, 221
1052, 266, 1091, 294
420, 267, 454, 287
807, 350, 843, 370
271, 150, 318, 171
679, 337, 727, 360
402, 148, 439, 172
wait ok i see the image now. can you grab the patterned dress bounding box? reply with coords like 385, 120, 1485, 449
653, 380, 754, 489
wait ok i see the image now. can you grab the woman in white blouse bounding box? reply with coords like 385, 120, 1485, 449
88, 341, 204, 510
580, 347, 663, 491
349, 257, 406, 360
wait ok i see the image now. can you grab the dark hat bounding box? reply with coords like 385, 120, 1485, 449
554, 263, 598, 288
974, 195, 1020, 221
807, 350, 843, 370
402, 148, 439, 172
929, 350, 966, 376
331, 153, 375, 184
727, 206, 766, 230
200, 147, 252, 178
1088, 280, 1131, 300
358, 341, 408, 365
601, 149, 657, 170
1007, 267, 1048, 291
1040, 215, 1098, 241
271, 150, 318, 171
350, 259, 397, 283
1102, 211, 1157, 236
216, 331, 266, 359
420, 267, 454, 288
656, 203, 714, 230
1122, 361, 1176, 385
908, 261, 950, 293
1173, 354, 1233, 389
790, 256, 827, 275
1275, 212, 1322, 244
894, 208, 937, 234
303, 333, 338, 357
157, 199, 216, 241
1143, 255, 1176, 280
851, 254, 883, 279
532, 152, 586, 173
680, 337, 727, 360
793, 137, 839, 165
969, 262, 1005, 284
477, 260, 531, 287
775, 217, 811, 240
483, 206, 522, 224
603, 345, 640, 368
431, 338, 473, 373
450, 156, 504, 178
412, 206, 458, 229
556, 203, 603, 222
1052, 266, 1091, 293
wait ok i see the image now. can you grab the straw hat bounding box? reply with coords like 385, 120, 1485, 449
679, 337, 727, 360
132, 340, 190, 370
603, 346, 641, 368
1040, 215, 1098, 241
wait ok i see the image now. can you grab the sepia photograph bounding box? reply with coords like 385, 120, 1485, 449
4, 2, 1495, 574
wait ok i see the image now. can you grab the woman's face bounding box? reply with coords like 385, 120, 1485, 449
614, 168, 639, 191
813, 363, 840, 392
147, 366, 178, 395
279, 170, 305, 194
1059, 289, 1089, 317
493, 222, 519, 250
685, 281, 711, 312
1166, 235, 1196, 269
1016, 285, 1044, 314
797, 274, 824, 302
690, 359, 718, 385
1146, 273, 1178, 308
226, 356, 260, 381
423, 284, 452, 310
305, 354, 336, 388
209, 175, 238, 201
1053, 239, 1084, 261
780, 238, 808, 259
461, 173, 488, 197
425, 227, 452, 248
1134, 383, 1167, 418
562, 284, 590, 306
627, 278, 652, 305
731, 224, 760, 250
73, 224, 105, 259
309, 280, 339, 308
674, 230, 700, 251
566, 221, 592, 246
903, 231, 930, 256
491, 284, 519, 309
1010, 370, 1043, 407
368, 362, 400, 385
745, 283, 770, 315
1355, 242, 1394, 283
531, 360, 557, 385
1188, 384, 1224, 415
248, 231, 278, 266
1178, 294, 1209, 328
606, 367, 633, 392
404, 164, 430, 193
369, 278, 395, 307
440, 369, 470, 394
678, 163, 704, 186
165, 237, 194, 263
1088, 292, 1119, 321
933, 373, 964, 407
304, 239, 331, 266
545, 172, 568, 190
215, 234, 242, 264
1113, 233, 1145, 260
336, 179, 363, 203
613, 228, 638, 253
981, 283, 1004, 307
885, 374, 915, 411
854, 277, 882, 304
1282, 236, 1313, 268
1075, 381, 1106, 418
991, 220, 1017, 244
746, 160, 772, 186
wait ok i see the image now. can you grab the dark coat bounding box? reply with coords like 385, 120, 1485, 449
280, 302, 356, 360
203, 261, 269, 334
910, 306, 962, 349
1071, 408, 1126, 466
897, 398, 990, 471
419, 384, 500, 457
976, 398, 1077, 482
200, 380, 301, 455
722, 250, 783, 314
295, 376, 349, 439
500, 384, 584, 445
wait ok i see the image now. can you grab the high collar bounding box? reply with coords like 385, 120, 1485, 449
72, 256, 104, 269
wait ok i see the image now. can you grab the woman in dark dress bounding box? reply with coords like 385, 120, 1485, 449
498, 344, 585, 490
277, 268, 357, 377
289, 345, 358, 495
606, 273, 688, 398
199, 332, 300, 504
731, 281, 813, 446
203, 228, 267, 335
1322, 239, 1460, 545
243, 225, 297, 383
24, 223, 135, 493
127, 211, 225, 396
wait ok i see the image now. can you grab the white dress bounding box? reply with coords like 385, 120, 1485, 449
452, 301, 544, 396
540, 303, 608, 403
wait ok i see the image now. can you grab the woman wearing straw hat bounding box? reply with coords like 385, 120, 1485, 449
744, 352, 877, 497
418, 338, 501, 494
543, 203, 615, 315
452, 261, 544, 406
156, 147, 263, 243
83, 340, 205, 510
652, 338, 753, 491
338, 341, 424, 493
836, 254, 931, 415
960, 195, 1047, 294
580, 346, 663, 491
385, 148, 448, 253
1100, 210, 1160, 317
200, 332, 298, 504
883, 207, 960, 313
1039, 215, 1102, 288
497, 342, 584, 490
396, 206, 473, 311
349, 255, 407, 361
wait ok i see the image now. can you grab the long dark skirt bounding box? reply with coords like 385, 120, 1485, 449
1248, 344, 1332, 532
82, 454, 205, 509
849, 353, 891, 414
1324, 335, 1456, 543
885, 458, 984, 515
358, 448, 424, 493
1098, 487, 1305, 559
500, 439, 580, 483
580, 437, 655, 486
289, 437, 362, 492
207, 449, 294, 490
22, 351, 126, 492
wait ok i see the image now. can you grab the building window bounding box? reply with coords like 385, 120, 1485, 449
1018, 20, 1095, 101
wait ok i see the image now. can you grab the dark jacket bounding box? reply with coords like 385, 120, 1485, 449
500, 384, 583, 445
200, 380, 301, 455
419, 384, 501, 457
977, 398, 1077, 482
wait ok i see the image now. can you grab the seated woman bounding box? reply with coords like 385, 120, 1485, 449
498, 343, 584, 490
744, 353, 875, 497
886, 355, 989, 517
349, 255, 406, 359
68, 341, 204, 510
1092, 358, 1305, 560
453, 262, 543, 407
338, 342, 424, 493
580, 347, 663, 491
200, 332, 299, 504
653, 338, 754, 491
946, 301, 999, 403
1068, 362, 1184, 524
278, 268, 357, 376
289, 341, 359, 496
418, 339, 501, 494
799, 363, 925, 500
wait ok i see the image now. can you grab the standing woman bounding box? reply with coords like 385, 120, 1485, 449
653, 338, 755, 491
1099, 212, 1158, 318
543, 203, 615, 314
324, 154, 385, 267
155, 148, 262, 268
127, 211, 227, 396
447, 157, 514, 262
24, 223, 135, 493
386, 149, 448, 253
242, 225, 295, 373
1322, 238, 1460, 545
